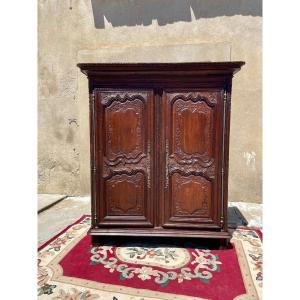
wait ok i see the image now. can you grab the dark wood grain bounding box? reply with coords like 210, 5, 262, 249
78, 62, 244, 245
95, 90, 154, 227
161, 90, 223, 230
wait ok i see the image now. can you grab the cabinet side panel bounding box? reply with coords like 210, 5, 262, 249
222, 89, 231, 231
89, 92, 97, 227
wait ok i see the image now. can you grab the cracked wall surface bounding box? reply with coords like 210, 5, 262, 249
38, 0, 262, 203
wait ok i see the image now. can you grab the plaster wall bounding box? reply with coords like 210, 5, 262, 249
38, 0, 262, 203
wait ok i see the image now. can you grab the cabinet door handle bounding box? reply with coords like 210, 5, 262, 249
147, 141, 151, 189
165, 139, 169, 189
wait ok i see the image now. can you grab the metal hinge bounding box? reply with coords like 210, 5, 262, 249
223, 90, 227, 102
220, 216, 224, 227
89, 92, 95, 104
93, 213, 98, 228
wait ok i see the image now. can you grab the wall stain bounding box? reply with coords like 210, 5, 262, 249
40, 66, 58, 96
243, 151, 256, 171
54, 130, 63, 140
66, 128, 74, 143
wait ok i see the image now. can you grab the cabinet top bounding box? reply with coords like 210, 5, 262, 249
77, 62, 245, 77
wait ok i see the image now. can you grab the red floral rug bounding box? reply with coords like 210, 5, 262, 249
38, 215, 262, 300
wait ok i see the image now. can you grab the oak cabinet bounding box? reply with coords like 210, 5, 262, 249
77, 62, 244, 243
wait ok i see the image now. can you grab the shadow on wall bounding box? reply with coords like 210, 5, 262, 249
91, 0, 262, 28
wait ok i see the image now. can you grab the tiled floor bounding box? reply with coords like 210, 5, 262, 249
38, 194, 67, 213
38, 196, 90, 246
229, 201, 262, 228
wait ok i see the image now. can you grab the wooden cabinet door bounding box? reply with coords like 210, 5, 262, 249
94, 90, 154, 227
161, 90, 224, 229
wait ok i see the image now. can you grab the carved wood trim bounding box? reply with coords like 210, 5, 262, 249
173, 97, 214, 164
105, 98, 144, 161
169, 154, 214, 168
106, 173, 144, 216
165, 139, 169, 189
169, 164, 215, 181
169, 92, 218, 107
100, 93, 146, 107
103, 153, 146, 166
172, 174, 211, 217
146, 141, 151, 189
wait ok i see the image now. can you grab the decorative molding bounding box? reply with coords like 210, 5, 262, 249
146, 141, 151, 189
106, 173, 144, 215
103, 167, 145, 180
101, 93, 146, 107
173, 174, 210, 217
170, 92, 218, 107
103, 153, 146, 167
165, 139, 169, 189
106, 100, 144, 161
169, 164, 215, 181
169, 154, 214, 169
173, 97, 214, 164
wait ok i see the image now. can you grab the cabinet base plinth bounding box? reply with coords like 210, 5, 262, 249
88, 227, 231, 241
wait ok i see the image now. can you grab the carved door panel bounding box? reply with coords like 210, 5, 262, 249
95, 90, 154, 227
161, 91, 223, 229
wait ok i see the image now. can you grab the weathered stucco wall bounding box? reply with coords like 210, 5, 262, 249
38, 0, 262, 203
